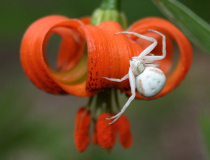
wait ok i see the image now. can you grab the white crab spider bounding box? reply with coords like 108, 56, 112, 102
101, 29, 167, 125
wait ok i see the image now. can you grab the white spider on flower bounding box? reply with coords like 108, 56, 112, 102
102, 30, 166, 124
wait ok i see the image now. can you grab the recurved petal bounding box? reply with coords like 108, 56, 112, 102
134, 32, 173, 75
81, 21, 143, 92
127, 17, 192, 99
55, 27, 85, 71
80, 16, 91, 25
56, 16, 90, 71
20, 15, 99, 97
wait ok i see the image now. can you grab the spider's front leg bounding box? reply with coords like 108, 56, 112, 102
115, 31, 158, 60
143, 29, 166, 62
106, 67, 136, 125
101, 74, 129, 82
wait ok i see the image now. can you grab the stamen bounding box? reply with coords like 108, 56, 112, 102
96, 113, 116, 150
116, 115, 132, 149
74, 107, 91, 152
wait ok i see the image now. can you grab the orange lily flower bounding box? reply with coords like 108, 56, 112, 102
20, 15, 191, 98
20, 15, 192, 152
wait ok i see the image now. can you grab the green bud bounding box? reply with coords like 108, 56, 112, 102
90, 0, 127, 29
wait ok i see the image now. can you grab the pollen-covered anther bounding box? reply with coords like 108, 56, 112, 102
74, 107, 91, 152
96, 113, 116, 150
115, 115, 133, 149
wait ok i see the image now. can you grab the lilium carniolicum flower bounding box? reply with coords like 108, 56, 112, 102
20, 0, 192, 152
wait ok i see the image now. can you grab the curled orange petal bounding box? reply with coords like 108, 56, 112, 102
79, 16, 91, 25
20, 15, 98, 97
126, 17, 192, 99
134, 32, 173, 75
82, 21, 143, 91
56, 16, 90, 71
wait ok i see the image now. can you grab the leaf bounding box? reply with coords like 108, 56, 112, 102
153, 0, 210, 54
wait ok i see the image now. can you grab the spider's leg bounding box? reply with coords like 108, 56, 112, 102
115, 31, 157, 59
148, 53, 155, 56
143, 56, 155, 63
101, 74, 129, 82
106, 68, 136, 124
143, 29, 166, 61
145, 64, 159, 67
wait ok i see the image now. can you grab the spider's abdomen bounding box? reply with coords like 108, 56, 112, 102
136, 67, 166, 97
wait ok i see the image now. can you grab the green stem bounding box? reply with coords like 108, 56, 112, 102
114, 89, 120, 111
87, 96, 94, 110
96, 89, 112, 114
100, 0, 120, 10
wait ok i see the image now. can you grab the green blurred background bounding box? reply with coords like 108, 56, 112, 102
1, 0, 210, 159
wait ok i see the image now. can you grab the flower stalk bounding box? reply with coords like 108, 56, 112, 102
100, 0, 120, 10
